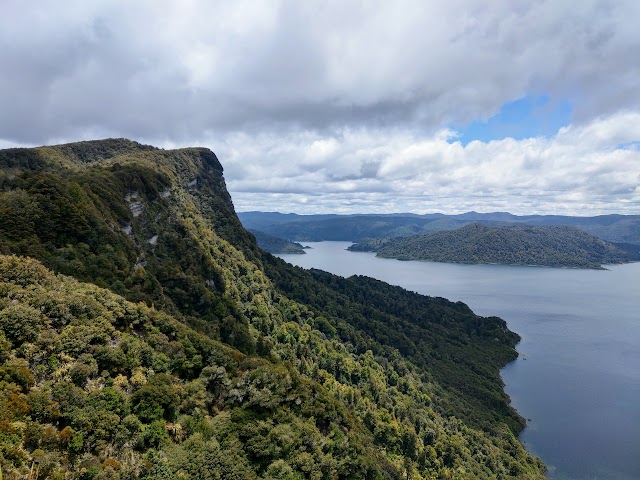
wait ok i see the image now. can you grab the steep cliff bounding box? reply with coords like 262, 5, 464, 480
0, 140, 546, 479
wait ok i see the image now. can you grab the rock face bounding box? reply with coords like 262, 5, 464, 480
126, 192, 144, 217
0, 139, 546, 479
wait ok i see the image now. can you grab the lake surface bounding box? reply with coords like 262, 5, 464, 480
278, 242, 640, 480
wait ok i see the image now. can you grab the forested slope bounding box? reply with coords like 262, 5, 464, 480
350, 223, 639, 269
0, 139, 545, 479
248, 229, 306, 254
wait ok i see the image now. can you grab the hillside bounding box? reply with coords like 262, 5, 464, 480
239, 213, 458, 242
349, 223, 640, 269
249, 229, 306, 254
238, 211, 640, 245
0, 140, 545, 479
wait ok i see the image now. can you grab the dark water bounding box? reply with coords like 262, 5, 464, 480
277, 242, 640, 480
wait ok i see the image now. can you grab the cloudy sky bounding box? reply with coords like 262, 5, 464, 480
1, 0, 639, 215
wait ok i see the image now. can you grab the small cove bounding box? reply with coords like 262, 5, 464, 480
278, 241, 640, 480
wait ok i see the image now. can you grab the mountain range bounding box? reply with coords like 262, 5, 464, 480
238, 211, 640, 246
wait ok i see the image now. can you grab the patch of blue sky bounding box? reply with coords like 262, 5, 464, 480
452, 95, 572, 145
615, 140, 640, 151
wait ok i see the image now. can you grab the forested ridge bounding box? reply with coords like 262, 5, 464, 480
349, 223, 640, 269
248, 229, 306, 254
0, 139, 545, 479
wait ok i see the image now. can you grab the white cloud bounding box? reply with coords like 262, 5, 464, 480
0, 0, 639, 214
2, 0, 640, 139
221, 113, 640, 215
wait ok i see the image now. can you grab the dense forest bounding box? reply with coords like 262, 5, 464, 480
238, 211, 640, 246
349, 223, 640, 269
248, 229, 306, 254
0, 139, 546, 479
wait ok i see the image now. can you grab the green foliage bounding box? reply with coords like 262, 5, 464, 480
0, 140, 547, 479
350, 223, 640, 269
132, 374, 179, 422
264, 257, 524, 433
0, 303, 41, 345
249, 229, 307, 254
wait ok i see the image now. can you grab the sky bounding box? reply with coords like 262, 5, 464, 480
1, 0, 639, 216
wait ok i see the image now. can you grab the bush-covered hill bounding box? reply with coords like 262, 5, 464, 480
0, 139, 546, 479
248, 229, 306, 254
349, 223, 640, 269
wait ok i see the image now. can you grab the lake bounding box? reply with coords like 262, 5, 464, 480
277, 241, 640, 480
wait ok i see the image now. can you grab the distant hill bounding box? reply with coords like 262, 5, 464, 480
248, 228, 306, 254
238, 211, 339, 231
238, 212, 466, 242
349, 223, 640, 269
238, 211, 640, 245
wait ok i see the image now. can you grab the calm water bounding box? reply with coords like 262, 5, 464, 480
278, 242, 640, 480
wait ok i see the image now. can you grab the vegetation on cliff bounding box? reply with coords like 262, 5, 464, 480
0, 139, 546, 479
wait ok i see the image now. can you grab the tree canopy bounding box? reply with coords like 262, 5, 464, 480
0, 140, 546, 479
